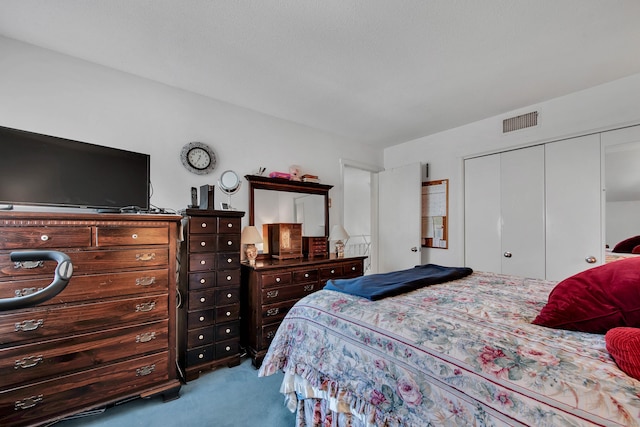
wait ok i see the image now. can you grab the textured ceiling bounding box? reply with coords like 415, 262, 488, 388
1, 1, 640, 148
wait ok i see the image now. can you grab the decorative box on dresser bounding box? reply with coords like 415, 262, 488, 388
177, 209, 244, 381
0, 211, 182, 427
241, 255, 366, 367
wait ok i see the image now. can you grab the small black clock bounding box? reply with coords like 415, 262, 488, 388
180, 142, 217, 175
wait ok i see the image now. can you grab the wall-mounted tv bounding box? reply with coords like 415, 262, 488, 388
0, 125, 150, 211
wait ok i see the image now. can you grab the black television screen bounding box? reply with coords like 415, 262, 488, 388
0, 125, 150, 211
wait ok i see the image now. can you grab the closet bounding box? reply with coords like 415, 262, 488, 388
465, 134, 602, 282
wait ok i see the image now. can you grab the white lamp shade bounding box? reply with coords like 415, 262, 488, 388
329, 225, 349, 241
241, 226, 263, 244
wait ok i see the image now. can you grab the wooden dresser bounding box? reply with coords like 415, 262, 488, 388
0, 211, 182, 426
241, 256, 366, 367
177, 209, 244, 381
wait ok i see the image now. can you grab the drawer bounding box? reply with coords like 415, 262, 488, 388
260, 323, 281, 349
292, 268, 319, 284
215, 286, 240, 305
215, 304, 240, 322
187, 289, 217, 310
260, 271, 292, 288
96, 226, 168, 246
217, 217, 241, 234
216, 252, 241, 269
188, 234, 217, 253
189, 217, 218, 234
214, 321, 240, 341
0, 320, 168, 389
261, 300, 296, 323
0, 248, 170, 279
217, 235, 241, 252
216, 269, 241, 286
0, 351, 170, 427
342, 261, 363, 278
187, 309, 215, 329
188, 253, 216, 272
319, 265, 344, 280
261, 283, 317, 304
215, 339, 239, 360
188, 271, 217, 290
0, 226, 92, 250
0, 295, 169, 346
0, 269, 169, 306
186, 326, 215, 348
186, 344, 214, 365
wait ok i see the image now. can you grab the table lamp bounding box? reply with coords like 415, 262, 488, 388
241, 226, 263, 265
329, 225, 349, 258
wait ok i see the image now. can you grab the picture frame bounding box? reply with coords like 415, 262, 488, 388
220, 202, 230, 210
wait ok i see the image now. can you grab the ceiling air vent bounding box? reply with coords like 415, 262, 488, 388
503, 111, 538, 133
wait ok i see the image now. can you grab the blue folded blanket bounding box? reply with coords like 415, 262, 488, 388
324, 263, 473, 301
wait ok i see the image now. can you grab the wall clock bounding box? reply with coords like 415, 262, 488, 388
180, 142, 217, 175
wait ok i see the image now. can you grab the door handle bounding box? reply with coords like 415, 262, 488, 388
503, 251, 512, 258
411, 247, 418, 252
585, 256, 597, 264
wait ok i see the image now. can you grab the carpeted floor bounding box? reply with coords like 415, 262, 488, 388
50, 358, 295, 427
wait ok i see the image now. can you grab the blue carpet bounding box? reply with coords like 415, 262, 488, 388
51, 358, 295, 427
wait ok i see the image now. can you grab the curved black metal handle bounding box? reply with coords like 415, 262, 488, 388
0, 250, 73, 311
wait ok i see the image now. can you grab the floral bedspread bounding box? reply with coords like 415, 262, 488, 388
259, 271, 640, 426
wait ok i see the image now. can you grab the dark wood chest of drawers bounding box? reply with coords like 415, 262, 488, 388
0, 211, 182, 426
241, 256, 366, 367
177, 209, 244, 381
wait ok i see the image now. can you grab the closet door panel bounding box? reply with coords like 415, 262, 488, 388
546, 134, 602, 282
501, 146, 546, 279
464, 155, 501, 273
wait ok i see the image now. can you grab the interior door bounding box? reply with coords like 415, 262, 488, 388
378, 163, 421, 273
546, 134, 602, 281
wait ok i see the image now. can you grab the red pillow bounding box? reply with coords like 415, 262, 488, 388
532, 257, 640, 333
613, 235, 640, 253
606, 327, 640, 380
633, 245, 640, 255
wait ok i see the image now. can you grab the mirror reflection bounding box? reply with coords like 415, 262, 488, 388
254, 190, 326, 239
605, 141, 640, 250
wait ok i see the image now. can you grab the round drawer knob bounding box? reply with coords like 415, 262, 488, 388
304, 273, 309, 278
227, 258, 232, 263
227, 223, 233, 228
226, 311, 231, 317
225, 328, 231, 334
201, 223, 207, 228
200, 241, 206, 247
198, 353, 204, 359
226, 275, 232, 281
227, 293, 232, 298
352, 266, 356, 271
276, 277, 281, 283
227, 240, 232, 246
200, 297, 206, 303
198, 334, 204, 340
132, 234, 138, 239
331, 269, 335, 274
225, 346, 231, 351
200, 278, 206, 284
40, 235, 49, 241
199, 316, 205, 321
200, 260, 206, 265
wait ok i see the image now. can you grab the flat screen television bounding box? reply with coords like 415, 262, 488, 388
0, 125, 150, 211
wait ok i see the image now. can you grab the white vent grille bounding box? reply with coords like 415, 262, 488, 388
503, 111, 538, 133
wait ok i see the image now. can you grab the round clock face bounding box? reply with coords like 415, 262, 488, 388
180, 142, 216, 175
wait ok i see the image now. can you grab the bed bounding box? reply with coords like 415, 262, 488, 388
258, 262, 640, 426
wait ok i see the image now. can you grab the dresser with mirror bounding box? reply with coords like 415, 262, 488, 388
241, 175, 366, 367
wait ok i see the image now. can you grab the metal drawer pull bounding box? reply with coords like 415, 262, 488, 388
15, 395, 43, 410
13, 260, 44, 270
200, 260, 207, 265
227, 240, 232, 246
198, 334, 204, 340
199, 316, 205, 321
330, 269, 335, 274
136, 332, 156, 343
225, 328, 231, 334
136, 276, 156, 287
136, 364, 156, 376
266, 290, 279, 298
136, 253, 156, 261
266, 330, 276, 340
15, 355, 43, 369
226, 275, 232, 281
226, 311, 231, 317
351, 266, 356, 271
266, 308, 279, 316
226, 293, 232, 298
225, 346, 231, 352
227, 223, 233, 228
135, 301, 156, 312
15, 319, 44, 332
201, 222, 207, 228
200, 241, 206, 247
200, 278, 206, 284
198, 353, 204, 359
200, 297, 206, 303
40, 235, 49, 241
227, 258, 232, 263
131, 234, 138, 239
304, 273, 309, 278
275, 277, 281, 283
304, 285, 314, 292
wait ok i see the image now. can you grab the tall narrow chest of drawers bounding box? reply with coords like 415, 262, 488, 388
177, 209, 244, 381
241, 256, 366, 367
0, 211, 182, 426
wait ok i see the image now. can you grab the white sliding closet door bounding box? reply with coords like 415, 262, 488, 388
545, 134, 602, 282
501, 146, 546, 278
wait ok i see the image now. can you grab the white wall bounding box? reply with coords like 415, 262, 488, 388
0, 36, 382, 228
384, 72, 640, 267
